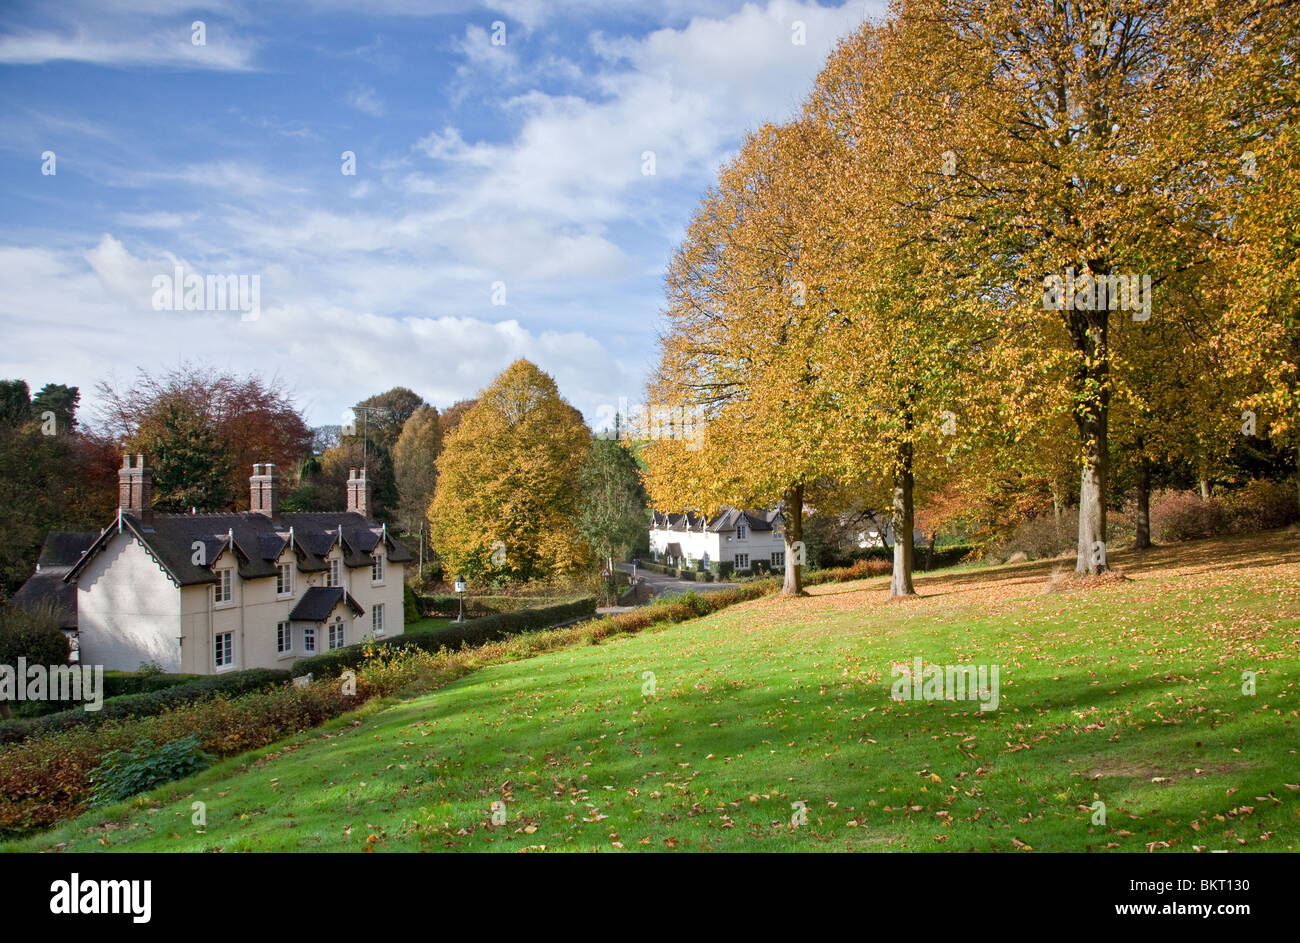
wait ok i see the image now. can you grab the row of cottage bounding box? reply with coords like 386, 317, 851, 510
14, 455, 411, 675
647, 507, 788, 572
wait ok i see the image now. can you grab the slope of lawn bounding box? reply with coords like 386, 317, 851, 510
10, 530, 1299, 853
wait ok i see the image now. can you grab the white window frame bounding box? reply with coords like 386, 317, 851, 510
371, 552, 384, 584
328, 556, 341, 588
302, 625, 316, 653
328, 618, 346, 650
213, 568, 233, 605
736, 523, 748, 540
734, 553, 749, 570
772, 551, 785, 567
276, 621, 293, 656
372, 603, 385, 635
214, 631, 234, 670
276, 562, 293, 597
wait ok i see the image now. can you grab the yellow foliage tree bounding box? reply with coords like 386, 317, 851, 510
428, 359, 592, 584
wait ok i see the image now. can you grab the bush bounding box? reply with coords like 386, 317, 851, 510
805, 558, 892, 585
1221, 479, 1299, 533
0, 676, 362, 833
88, 734, 214, 807
403, 583, 421, 624
1149, 490, 1228, 542
291, 596, 598, 678
0, 667, 290, 747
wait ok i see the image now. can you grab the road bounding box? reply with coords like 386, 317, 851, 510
614, 562, 737, 599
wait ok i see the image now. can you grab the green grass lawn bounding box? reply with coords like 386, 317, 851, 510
10, 530, 1299, 853
403, 616, 455, 636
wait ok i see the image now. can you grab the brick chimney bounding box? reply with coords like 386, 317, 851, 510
118, 453, 153, 525
250, 462, 280, 522
346, 467, 370, 519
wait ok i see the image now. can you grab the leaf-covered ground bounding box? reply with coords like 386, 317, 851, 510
10, 529, 1299, 853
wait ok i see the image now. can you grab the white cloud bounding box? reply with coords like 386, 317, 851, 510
0, 238, 638, 426
0, 26, 257, 70
346, 85, 386, 117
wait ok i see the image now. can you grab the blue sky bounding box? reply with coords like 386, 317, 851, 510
0, 0, 885, 430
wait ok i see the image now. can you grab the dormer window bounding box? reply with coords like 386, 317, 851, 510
276, 562, 293, 597
328, 557, 341, 587
371, 552, 384, 583
736, 523, 748, 540
213, 568, 233, 605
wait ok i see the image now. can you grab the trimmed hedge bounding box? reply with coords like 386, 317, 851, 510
0, 667, 290, 747
291, 596, 598, 678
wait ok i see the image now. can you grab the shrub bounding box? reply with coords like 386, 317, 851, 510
1149, 489, 1228, 542
1221, 479, 1299, 533
403, 583, 421, 624
0, 601, 71, 716
291, 597, 598, 678
0, 677, 360, 833
88, 734, 214, 807
0, 667, 290, 747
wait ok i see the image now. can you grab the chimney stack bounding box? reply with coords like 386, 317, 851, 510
250, 462, 280, 522
118, 453, 154, 525
346, 467, 370, 519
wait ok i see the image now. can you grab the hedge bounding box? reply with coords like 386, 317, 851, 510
0, 667, 290, 747
291, 596, 598, 678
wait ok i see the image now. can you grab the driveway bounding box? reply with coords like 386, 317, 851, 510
615, 562, 737, 600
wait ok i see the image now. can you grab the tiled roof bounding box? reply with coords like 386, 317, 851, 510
64, 510, 413, 589
37, 531, 98, 568
12, 567, 78, 629
289, 586, 364, 622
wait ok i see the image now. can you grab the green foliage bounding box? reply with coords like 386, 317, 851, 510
0, 667, 289, 746
577, 437, 648, 568
88, 735, 214, 808
147, 403, 233, 512
291, 596, 597, 678
0, 602, 70, 695
29, 384, 80, 434
403, 582, 421, 624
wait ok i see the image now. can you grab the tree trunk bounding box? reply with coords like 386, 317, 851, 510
890, 439, 916, 598
1134, 451, 1151, 550
782, 483, 806, 596
0, 700, 10, 720
1199, 477, 1210, 501
923, 531, 937, 572
1072, 312, 1110, 575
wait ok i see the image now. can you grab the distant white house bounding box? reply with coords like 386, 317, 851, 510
25, 455, 412, 674
648, 507, 787, 572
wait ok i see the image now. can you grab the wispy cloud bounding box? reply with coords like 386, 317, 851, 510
0, 27, 258, 70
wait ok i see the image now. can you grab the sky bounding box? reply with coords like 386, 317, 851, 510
0, 0, 887, 432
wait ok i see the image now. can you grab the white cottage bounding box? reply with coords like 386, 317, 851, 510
51, 455, 412, 674
648, 507, 787, 573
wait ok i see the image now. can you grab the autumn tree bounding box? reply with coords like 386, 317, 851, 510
393, 404, 442, 536
886, 0, 1284, 573
800, 20, 993, 597
647, 120, 851, 596
97, 364, 312, 507
429, 360, 591, 584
